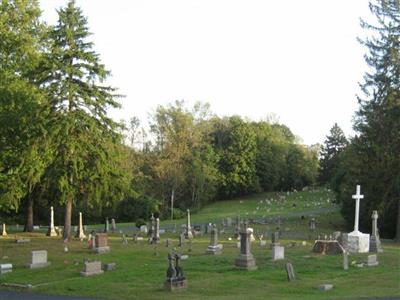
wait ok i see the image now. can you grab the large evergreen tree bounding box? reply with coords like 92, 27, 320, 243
42, 0, 129, 239
336, 0, 399, 239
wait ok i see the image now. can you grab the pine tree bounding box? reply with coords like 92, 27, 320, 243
319, 123, 348, 185
337, 0, 399, 238
42, 0, 129, 239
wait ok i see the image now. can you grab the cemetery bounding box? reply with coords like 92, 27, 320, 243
0, 0, 399, 299
0, 188, 398, 299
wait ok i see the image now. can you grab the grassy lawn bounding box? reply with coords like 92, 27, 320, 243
0, 189, 399, 300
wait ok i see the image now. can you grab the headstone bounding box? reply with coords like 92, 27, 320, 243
166, 238, 172, 248
260, 240, 267, 248
312, 240, 344, 255
369, 210, 383, 253
318, 284, 334, 291
366, 254, 379, 267
271, 231, 280, 248
15, 238, 31, 243
234, 222, 257, 270
46, 206, 57, 237
1, 223, 7, 237
104, 218, 109, 233
148, 214, 155, 238
93, 233, 110, 254
80, 261, 103, 277
185, 209, 193, 239
206, 224, 223, 255
343, 251, 349, 270
75, 212, 86, 240
272, 246, 285, 261
122, 234, 128, 245
344, 185, 370, 253
103, 262, 116, 271
111, 218, 116, 233
309, 218, 316, 231
27, 250, 51, 269
0, 263, 12, 274
165, 253, 187, 291
151, 217, 160, 244
140, 225, 148, 233
226, 217, 233, 227
178, 233, 184, 247
285, 263, 295, 281
234, 215, 240, 239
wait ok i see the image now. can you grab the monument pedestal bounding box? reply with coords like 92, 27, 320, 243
345, 231, 370, 253
235, 254, 257, 270
206, 244, 223, 255
46, 227, 57, 237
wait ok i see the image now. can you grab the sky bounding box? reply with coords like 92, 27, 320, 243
39, 0, 373, 145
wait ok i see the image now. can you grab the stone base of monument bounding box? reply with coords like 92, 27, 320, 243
312, 240, 344, 255
46, 228, 57, 237
206, 244, 223, 255
93, 246, 110, 254
235, 254, 257, 270
369, 235, 383, 253
345, 231, 370, 253
27, 262, 51, 269
164, 279, 187, 291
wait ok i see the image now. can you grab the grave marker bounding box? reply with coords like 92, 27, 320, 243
27, 250, 51, 269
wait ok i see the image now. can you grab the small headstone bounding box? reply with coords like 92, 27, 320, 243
122, 234, 128, 245
366, 254, 379, 267
27, 250, 51, 269
178, 233, 184, 247
0, 263, 12, 274
15, 238, 31, 243
166, 238, 172, 248
260, 240, 267, 248
140, 225, 148, 233
285, 262, 295, 281
93, 233, 110, 254
318, 284, 334, 291
343, 251, 349, 270
80, 260, 103, 277
103, 262, 116, 271
272, 246, 285, 261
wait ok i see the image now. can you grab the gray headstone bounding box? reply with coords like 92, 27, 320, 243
81, 261, 103, 277
27, 250, 50, 269
0, 263, 12, 274
367, 254, 379, 266
318, 284, 334, 291
272, 246, 285, 261
285, 263, 295, 281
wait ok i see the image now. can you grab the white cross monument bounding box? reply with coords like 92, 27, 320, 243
46, 206, 57, 237
345, 185, 370, 253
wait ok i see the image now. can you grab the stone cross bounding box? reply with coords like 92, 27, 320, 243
76, 212, 86, 239
351, 185, 364, 233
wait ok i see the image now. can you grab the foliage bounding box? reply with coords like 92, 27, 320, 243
334, 0, 400, 238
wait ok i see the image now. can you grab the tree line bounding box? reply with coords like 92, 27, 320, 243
0, 0, 319, 238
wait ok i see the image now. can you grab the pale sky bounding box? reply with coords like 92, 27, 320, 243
39, 0, 373, 145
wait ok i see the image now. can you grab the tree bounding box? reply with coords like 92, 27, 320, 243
319, 123, 348, 185
0, 0, 52, 231
336, 0, 400, 238
42, 0, 129, 239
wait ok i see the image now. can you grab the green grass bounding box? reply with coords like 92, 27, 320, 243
0, 189, 399, 300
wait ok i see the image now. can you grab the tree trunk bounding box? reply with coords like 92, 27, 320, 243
63, 199, 72, 240
396, 200, 400, 243
24, 195, 34, 232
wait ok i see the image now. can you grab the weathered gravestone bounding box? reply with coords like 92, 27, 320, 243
369, 210, 383, 253
206, 224, 223, 255
94, 233, 110, 254
285, 262, 295, 281
80, 260, 103, 277
234, 222, 257, 270
366, 254, 379, 267
272, 245, 285, 261
27, 250, 51, 269
343, 251, 349, 270
0, 263, 12, 274
103, 262, 116, 271
165, 253, 187, 291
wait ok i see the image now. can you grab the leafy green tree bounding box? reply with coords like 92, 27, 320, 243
42, 0, 129, 239
211, 116, 257, 198
336, 0, 400, 239
0, 0, 52, 230
319, 123, 348, 185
